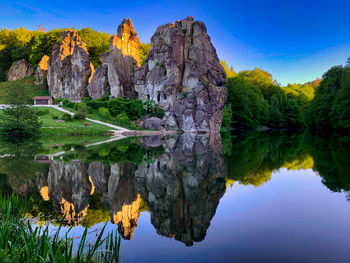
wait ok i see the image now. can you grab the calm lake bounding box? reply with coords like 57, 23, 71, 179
0, 131, 350, 262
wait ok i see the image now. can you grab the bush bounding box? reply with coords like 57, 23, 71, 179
73, 103, 82, 110
143, 100, 156, 113
116, 113, 129, 125
51, 114, 58, 120
62, 98, 75, 109
36, 108, 50, 116
98, 107, 112, 119
87, 99, 108, 109
53, 98, 63, 105
154, 106, 165, 119
108, 98, 143, 119
74, 104, 88, 120
81, 97, 91, 103
61, 113, 72, 121
86, 106, 93, 114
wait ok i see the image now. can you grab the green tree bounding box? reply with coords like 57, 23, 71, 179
0, 86, 41, 138
139, 42, 150, 65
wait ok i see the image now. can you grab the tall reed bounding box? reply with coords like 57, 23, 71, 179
0, 194, 121, 262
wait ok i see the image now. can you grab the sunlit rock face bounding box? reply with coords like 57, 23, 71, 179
6, 59, 33, 81
47, 160, 92, 225
87, 18, 140, 99
34, 55, 49, 84
135, 16, 227, 133
134, 134, 227, 246
47, 30, 94, 101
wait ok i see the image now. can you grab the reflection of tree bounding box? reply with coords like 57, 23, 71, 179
310, 133, 350, 192
0, 138, 44, 195
223, 131, 311, 187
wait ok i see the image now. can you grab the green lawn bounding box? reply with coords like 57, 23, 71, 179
38, 107, 114, 136
0, 77, 49, 104
0, 106, 114, 137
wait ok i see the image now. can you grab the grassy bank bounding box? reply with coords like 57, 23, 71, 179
0, 107, 114, 137
38, 107, 113, 136
0, 77, 49, 104
0, 194, 121, 262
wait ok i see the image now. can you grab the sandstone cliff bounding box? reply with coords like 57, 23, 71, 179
134, 16, 227, 133
6, 59, 33, 81
34, 55, 49, 84
87, 18, 140, 99
47, 30, 94, 101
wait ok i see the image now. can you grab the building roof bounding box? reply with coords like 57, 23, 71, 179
33, 96, 52, 100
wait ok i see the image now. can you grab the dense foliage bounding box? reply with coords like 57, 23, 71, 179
224, 68, 308, 129
308, 66, 350, 130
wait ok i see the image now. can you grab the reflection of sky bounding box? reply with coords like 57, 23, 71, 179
36, 168, 350, 262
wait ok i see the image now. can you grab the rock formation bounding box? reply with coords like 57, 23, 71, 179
87, 18, 140, 99
134, 16, 227, 133
47, 30, 94, 101
134, 133, 227, 246
6, 59, 33, 81
34, 55, 49, 84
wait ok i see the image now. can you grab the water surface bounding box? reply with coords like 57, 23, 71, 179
0, 131, 349, 262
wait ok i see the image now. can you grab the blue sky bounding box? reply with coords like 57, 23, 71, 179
1, 0, 350, 85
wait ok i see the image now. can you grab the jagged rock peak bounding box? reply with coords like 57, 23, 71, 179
111, 18, 141, 66
47, 30, 93, 100
134, 16, 227, 133
6, 59, 33, 81
58, 30, 88, 60
87, 18, 140, 99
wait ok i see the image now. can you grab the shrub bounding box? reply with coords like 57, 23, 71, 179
108, 98, 143, 119
98, 107, 112, 119
154, 106, 165, 119
86, 106, 93, 114
87, 99, 108, 109
73, 103, 82, 110
53, 98, 63, 105
116, 113, 129, 125
36, 108, 50, 116
74, 104, 88, 120
51, 114, 58, 120
143, 100, 156, 113
81, 97, 91, 103
61, 113, 72, 121
62, 98, 75, 108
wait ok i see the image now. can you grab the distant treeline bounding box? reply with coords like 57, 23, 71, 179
0, 27, 150, 81
220, 61, 350, 131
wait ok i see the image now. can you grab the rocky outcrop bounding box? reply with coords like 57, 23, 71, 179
6, 59, 33, 81
47, 30, 94, 101
34, 55, 49, 84
87, 18, 140, 99
135, 16, 227, 133
142, 117, 164, 130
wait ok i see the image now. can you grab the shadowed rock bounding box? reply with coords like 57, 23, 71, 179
6, 59, 33, 81
135, 16, 227, 133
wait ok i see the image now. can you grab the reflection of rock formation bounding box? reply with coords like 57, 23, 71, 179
47, 160, 92, 225
87, 162, 141, 240
134, 134, 226, 246
32, 134, 226, 245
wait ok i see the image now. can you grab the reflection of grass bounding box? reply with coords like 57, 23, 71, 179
0, 77, 49, 103
0, 194, 121, 262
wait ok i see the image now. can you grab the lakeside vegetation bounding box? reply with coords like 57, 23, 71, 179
0, 194, 121, 262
